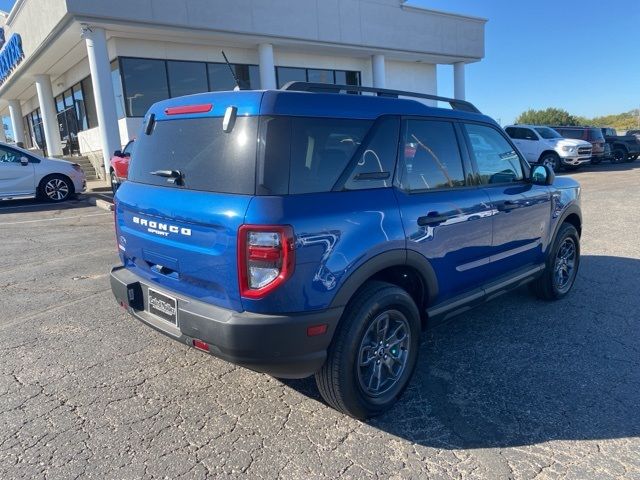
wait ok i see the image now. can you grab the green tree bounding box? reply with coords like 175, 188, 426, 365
515, 108, 582, 126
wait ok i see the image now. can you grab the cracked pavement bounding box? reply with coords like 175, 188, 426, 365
1, 163, 639, 479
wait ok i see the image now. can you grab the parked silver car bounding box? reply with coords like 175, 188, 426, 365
0, 142, 86, 202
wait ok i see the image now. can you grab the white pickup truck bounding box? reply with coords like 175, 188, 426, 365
505, 125, 592, 170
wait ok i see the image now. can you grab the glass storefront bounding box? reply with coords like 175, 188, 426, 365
118, 56, 263, 117
17, 56, 362, 155
54, 78, 97, 155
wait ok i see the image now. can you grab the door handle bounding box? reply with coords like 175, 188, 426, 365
500, 200, 520, 211
417, 212, 449, 226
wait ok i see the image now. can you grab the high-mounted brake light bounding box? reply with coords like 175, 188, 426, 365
238, 225, 295, 299
164, 104, 213, 115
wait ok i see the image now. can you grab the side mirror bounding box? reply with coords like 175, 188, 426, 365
531, 164, 555, 186
20, 156, 29, 166
113, 150, 123, 157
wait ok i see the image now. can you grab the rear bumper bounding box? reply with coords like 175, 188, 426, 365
110, 266, 342, 378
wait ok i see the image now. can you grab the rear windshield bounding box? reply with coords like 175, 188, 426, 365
128, 117, 258, 194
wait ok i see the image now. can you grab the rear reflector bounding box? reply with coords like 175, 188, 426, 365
307, 324, 328, 337
192, 339, 210, 352
165, 104, 213, 115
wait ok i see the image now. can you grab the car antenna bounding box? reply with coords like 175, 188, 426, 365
221, 50, 241, 91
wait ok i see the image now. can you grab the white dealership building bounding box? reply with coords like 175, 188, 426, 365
0, 0, 485, 179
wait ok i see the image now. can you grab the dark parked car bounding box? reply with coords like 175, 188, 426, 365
550, 126, 610, 164
111, 83, 582, 418
626, 129, 640, 141
600, 128, 640, 163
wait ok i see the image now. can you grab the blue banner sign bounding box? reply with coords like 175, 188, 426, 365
0, 34, 24, 86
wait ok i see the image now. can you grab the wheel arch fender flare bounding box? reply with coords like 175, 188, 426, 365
551, 202, 582, 249
329, 249, 439, 309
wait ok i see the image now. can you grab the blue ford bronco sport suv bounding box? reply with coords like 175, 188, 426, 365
111, 82, 582, 419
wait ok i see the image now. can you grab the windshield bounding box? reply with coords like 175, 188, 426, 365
535, 127, 562, 139
128, 117, 258, 194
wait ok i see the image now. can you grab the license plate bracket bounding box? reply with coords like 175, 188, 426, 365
148, 288, 178, 325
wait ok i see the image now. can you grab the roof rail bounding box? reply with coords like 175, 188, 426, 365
281, 81, 481, 114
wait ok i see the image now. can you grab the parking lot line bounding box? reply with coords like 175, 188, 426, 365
0, 202, 55, 210
0, 212, 112, 226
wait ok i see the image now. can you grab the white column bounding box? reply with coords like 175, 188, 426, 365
372, 54, 386, 88
34, 74, 63, 157
82, 26, 120, 177
7, 100, 24, 145
453, 62, 466, 100
258, 43, 276, 90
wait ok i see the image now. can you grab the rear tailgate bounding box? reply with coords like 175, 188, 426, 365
116, 183, 251, 312
114, 91, 264, 312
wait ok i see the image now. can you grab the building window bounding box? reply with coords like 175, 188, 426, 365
81, 77, 98, 129
111, 60, 126, 119
207, 63, 260, 91
276, 66, 361, 88
22, 116, 32, 149
118, 57, 261, 117
24, 108, 46, 154
167, 60, 208, 97
121, 57, 170, 117
276, 67, 306, 87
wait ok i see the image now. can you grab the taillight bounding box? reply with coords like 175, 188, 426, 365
238, 225, 295, 299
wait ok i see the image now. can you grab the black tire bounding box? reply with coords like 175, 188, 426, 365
540, 152, 561, 171
38, 174, 74, 203
530, 223, 580, 301
315, 281, 421, 419
612, 148, 628, 163
110, 170, 120, 195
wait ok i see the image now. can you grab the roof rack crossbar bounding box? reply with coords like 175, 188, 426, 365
281, 81, 481, 114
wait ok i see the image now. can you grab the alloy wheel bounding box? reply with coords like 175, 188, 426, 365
357, 310, 411, 397
45, 178, 70, 201
554, 237, 577, 294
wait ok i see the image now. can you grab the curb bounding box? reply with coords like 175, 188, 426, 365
85, 195, 114, 212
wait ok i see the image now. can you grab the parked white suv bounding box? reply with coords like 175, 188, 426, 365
505, 125, 592, 170
0, 142, 86, 202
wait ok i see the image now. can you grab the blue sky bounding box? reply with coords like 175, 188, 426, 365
0, 0, 637, 129
0, 0, 12, 13
411, 0, 640, 124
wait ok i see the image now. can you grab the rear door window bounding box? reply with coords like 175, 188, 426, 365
128, 116, 258, 194
398, 119, 466, 191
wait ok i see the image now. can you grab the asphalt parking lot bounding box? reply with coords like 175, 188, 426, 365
1, 163, 639, 480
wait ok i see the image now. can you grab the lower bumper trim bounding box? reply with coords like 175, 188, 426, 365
110, 266, 343, 378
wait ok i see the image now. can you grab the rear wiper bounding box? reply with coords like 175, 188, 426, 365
151, 169, 184, 186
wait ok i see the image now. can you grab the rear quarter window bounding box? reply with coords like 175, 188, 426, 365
257, 117, 373, 195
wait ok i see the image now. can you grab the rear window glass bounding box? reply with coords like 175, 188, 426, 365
128, 117, 258, 194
